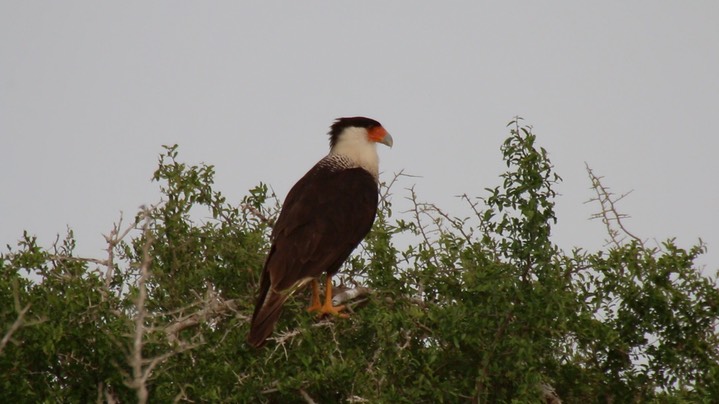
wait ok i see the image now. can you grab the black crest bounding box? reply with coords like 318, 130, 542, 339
329, 117, 382, 148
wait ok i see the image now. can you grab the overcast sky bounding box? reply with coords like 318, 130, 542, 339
2, 2, 718, 273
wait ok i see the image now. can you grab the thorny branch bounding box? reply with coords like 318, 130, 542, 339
585, 164, 644, 248
241, 203, 275, 227
267, 321, 339, 361
406, 185, 441, 268
164, 285, 249, 346
425, 200, 473, 243
379, 169, 417, 206
102, 213, 135, 292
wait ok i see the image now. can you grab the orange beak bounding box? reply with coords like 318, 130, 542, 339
368, 126, 393, 148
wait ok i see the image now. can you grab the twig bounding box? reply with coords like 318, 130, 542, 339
427, 201, 473, 243
261, 381, 280, 394
241, 203, 275, 227
405, 186, 441, 269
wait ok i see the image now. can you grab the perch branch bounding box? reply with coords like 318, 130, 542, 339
332, 287, 371, 306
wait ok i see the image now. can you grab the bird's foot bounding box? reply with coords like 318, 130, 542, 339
313, 302, 349, 319
306, 276, 349, 318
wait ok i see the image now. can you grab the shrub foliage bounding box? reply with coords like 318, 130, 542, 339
2, 120, 718, 403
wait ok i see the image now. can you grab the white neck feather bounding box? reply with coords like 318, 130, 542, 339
328, 127, 380, 179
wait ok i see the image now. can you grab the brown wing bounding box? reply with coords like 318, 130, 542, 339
269, 165, 378, 290
247, 163, 378, 347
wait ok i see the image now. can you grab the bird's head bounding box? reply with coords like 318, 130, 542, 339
328, 117, 393, 150
326, 117, 392, 179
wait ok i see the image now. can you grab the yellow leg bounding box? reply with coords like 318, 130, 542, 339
306, 279, 322, 313
318, 276, 348, 318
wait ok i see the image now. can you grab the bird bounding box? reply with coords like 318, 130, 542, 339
247, 117, 393, 348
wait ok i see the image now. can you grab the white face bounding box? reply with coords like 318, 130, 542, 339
329, 126, 380, 178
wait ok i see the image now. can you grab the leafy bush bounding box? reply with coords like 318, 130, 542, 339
2, 120, 717, 403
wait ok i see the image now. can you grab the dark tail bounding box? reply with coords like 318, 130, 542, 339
247, 270, 287, 348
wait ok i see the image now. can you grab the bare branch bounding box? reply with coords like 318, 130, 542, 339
105, 386, 119, 404
0, 303, 30, 355
172, 384, 191, 403
123, 206, 201, 402
128, 208, 154, 404
460, 193, 484, 222
540, 382, 562, 404
102, 212, 136, 292
379, 169, 419, 204
585, 164, 644, 248
299, 388, 317, 404
96, 381, 103, 404
48, 255, 108, 267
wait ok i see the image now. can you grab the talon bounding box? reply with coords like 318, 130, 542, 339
310, 276, 350, 318
317, 302, 348, 318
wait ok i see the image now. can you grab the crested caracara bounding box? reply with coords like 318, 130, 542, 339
247, 117, 393, 348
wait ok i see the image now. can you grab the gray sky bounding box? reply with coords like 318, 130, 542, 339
2, 2, 718, 272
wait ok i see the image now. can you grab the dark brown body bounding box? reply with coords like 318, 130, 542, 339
247, 159, 378, 347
